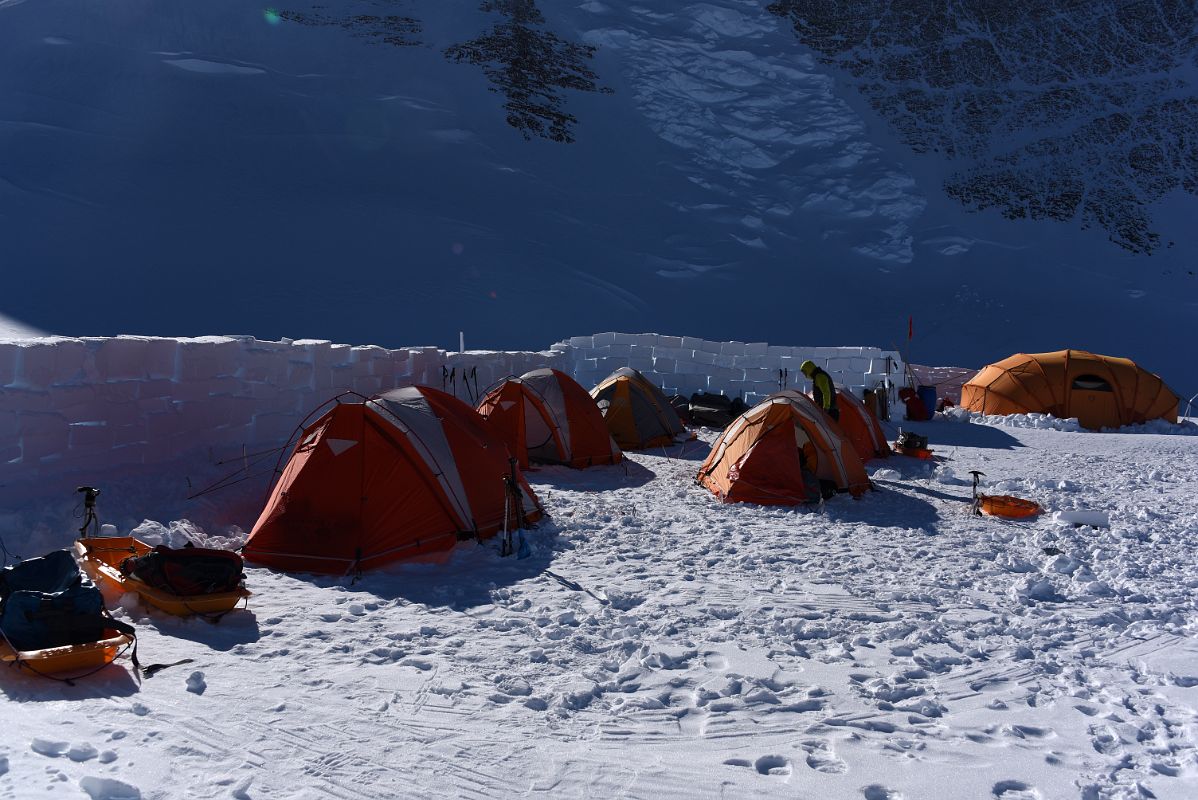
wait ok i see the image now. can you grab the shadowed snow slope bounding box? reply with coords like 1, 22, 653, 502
3, 420, 1198, 799
0, 0, 1195, 396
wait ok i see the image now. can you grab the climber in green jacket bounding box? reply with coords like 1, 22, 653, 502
800, 360, 839, 422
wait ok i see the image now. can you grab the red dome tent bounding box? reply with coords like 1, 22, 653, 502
697, 391, 871, 505
833, 388, 891, 462
243, 387, 543, 574
477, 368, 622, 469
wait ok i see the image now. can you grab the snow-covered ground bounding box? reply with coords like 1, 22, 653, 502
4, 415, 1198, 799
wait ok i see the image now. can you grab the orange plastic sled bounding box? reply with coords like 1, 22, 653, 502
74, 537, 250, 617
893, 443, 935, 460
0, 627, 134, 676
978, 495, 1043, 519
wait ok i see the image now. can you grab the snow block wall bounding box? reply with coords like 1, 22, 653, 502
558, 333, 902, 406
0, 333, 901, 484
0, 336, 565, 483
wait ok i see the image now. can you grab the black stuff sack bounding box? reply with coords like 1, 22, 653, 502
121, 546, 244, 596
688, 393, 747, 430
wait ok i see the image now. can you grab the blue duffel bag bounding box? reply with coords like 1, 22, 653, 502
0, 550, 107, 652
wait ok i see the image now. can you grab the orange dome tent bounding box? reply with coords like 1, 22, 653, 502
478, 368, 622, 469
590, 367, 687, 450
244, 387, 543, 574
831, 388, 891, 462
961, 350, 1178, 430
697, 391, 871, 504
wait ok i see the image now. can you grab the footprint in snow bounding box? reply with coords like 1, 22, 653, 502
753, 754, 791, 777
801, 740, 847, 774
703, 652, 728, 671
992, 780, 1042, 799
863, 786, 904, 800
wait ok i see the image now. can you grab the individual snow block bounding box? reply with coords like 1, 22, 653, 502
96, 381, 143, 404
348, 346, 382, 377
652, 346, 687, 361
591, 357, 625, 374
712, 353, 736, 368
330, 364, 355, 393
111, 421, 150, 447
652, 357, 677, 374
48, 384, 98, 415
329, 343, 352, 366
12, 341, 60, 389
0, 411, 18, 440
251, 411, 302, 443
735, 355, 772, 369
17, 411, 69, 461
93, 337, 151, 381
136, 396, 173, 416
289, 340, 334, 390
742, 367, 775, 383
67, 421, 114, 452
626, 357, 654, 372
592, 332, 617, 347
50, 339, 87, 385
680, 336, 705, 351
177, 338, 241, 382
143, 338, 181, 380
287, 360, 315, 390
0, 344, 16, 387
693, 350, 716, 366
848, 357, 870, 372
0, 387, 48, 414
611, 332, 638, 345
657, 335, 683, 349
239, 342, 289, 383
744, 342, 768, 356
778, 355, 803, 369
568, 335, 594, 349
596, 343, 631, 358
719, 341, 747, 357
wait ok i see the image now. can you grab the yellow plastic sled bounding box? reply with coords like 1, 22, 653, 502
0, 627, 134, 676
74, 537, 250, 617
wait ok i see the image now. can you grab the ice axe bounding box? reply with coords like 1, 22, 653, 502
969, 471, 985, 516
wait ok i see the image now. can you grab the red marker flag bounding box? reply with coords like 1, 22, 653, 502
908, 316, 913, 341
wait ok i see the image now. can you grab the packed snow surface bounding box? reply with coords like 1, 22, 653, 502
3, 418, 1198, 799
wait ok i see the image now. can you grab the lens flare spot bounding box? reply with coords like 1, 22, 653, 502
264, 8, 282, 25
489, 291, 498, 299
